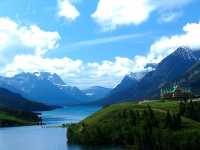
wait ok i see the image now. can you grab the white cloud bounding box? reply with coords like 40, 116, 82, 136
92, 0, 154, 31
2, 55, 83, 78
88, 57, 134, 77
18, 25, 60, 56
92, 0, 191, 31
0, 17, 60, 56
0, 17, 18, 31
149, 21, 200, 63
58, 0, 80, 21
88, 57, 151, 78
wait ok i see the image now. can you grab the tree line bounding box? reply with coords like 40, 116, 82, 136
68, 102, 200, 150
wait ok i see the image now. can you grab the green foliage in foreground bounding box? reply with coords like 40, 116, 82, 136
67, 100, 200, 150
0, 108, 41, 127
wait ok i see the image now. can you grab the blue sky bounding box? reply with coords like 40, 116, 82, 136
0, 0, 200, 88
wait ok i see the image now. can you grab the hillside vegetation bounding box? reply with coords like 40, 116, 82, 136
0, 107, 41, 127
0, 88, 55, 111
68, 100, 200, 150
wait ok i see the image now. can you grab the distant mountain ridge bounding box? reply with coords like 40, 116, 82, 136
0, 72, 89, 105
0, 72, 110, 106
99, 47, 200, 105
83, 86, 112, 100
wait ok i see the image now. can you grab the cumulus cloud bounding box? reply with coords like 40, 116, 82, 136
2, 55, 83, 77
92, 0, 191, 30
149, 21, 200, 63
58, 0, 80, 21
92, 0, 154, 31
0, 17, 60, 56
18, 25, 60, 56
88, 57, 151, 78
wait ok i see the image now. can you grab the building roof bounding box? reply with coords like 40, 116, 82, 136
161, 85, 191, 95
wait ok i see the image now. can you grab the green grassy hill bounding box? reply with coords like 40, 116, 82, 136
0, 108, 41, 127
68, 100, 200, 150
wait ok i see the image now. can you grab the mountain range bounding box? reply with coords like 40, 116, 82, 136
1, 47, 200, 107
0, 72, 111, 106
98, 47, 200, 105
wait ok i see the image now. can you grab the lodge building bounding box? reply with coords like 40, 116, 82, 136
160, 85, 193, 100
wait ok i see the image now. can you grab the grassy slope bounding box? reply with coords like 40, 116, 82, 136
0, 112, 28, 124
68, 100, 200, 149
84, 100, 200, 127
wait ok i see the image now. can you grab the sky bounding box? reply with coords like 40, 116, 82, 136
0, 0, 200, 89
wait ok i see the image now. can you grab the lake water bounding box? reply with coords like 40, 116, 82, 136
0, 106, 123, 150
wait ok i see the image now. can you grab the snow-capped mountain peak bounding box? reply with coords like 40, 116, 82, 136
33, 72, 66, 86
172, 47, 197, 61
0, 72, 94, 105
127, 70, 149, 81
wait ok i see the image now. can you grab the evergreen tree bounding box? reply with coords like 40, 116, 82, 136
165, 110, 173, 129
179, 102, 186, 115
172, 113, 181, 130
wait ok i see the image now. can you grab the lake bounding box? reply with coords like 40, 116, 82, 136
0, 106, 123, 150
